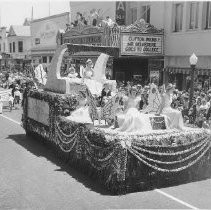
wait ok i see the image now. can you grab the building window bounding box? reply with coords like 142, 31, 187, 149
42, 56, 47, 63
189, 2, 199, 29
0, 44, 1, 52
3, 43, 5, 52
35, 38, 40, 45
130, 7, 137, 24
203, 2, 211, 29
173, 3, 183, 32
13, 42, 15, 52
140, 5, 150, 23
18, 41, 23, 52
9, 43, 12, 53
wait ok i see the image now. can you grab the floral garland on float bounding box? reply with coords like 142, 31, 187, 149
22, 88, 211, 194
21, 88, 79, 139
54, 117, 211, 193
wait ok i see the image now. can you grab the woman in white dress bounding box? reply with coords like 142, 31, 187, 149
157, 83, 184, 130
66, 93, 93, 124
81, 59, 103, 96
116, 86, 153, 133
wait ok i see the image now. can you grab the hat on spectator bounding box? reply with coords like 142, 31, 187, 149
166, 83, 175, 91
144, 85, 150, 89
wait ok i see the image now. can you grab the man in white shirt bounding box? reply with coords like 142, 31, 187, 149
103, 16, 115, 27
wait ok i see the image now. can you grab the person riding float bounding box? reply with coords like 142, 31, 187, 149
115, 86, 153, 132
156, 83, 185, 130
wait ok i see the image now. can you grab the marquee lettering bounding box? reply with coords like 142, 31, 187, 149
121, 34, 163, 55
65, 35, 102, 45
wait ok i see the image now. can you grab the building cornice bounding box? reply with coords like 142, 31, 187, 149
31, 12, 69, 23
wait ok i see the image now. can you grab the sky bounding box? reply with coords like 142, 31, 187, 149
0, 0, 72, 28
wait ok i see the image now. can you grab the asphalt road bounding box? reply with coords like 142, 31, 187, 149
0, 107, 211, 209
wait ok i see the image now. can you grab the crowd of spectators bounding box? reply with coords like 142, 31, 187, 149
2, 62, 211, 129
71, 10, 115, 28
171, 88, 211, 129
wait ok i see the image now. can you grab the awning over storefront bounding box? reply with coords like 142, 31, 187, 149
165, 66, 211, 76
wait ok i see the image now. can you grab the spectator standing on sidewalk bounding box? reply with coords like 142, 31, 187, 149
8, 94, 14, 112
14, 86, 21, 107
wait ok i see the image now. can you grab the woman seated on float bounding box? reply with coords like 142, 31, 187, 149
80, 59, 103, 96
156, 83, 185, 130
67, 64, 77, 77
67, 64, 81, 83
115, 86, 153, 133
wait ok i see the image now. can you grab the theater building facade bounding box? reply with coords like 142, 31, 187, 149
61, 20, 164, 85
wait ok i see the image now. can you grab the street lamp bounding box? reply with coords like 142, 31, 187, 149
189, 53, 198, 109
0, 55, 2, 72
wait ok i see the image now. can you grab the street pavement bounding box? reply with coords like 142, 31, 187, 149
0, 107, 211, 209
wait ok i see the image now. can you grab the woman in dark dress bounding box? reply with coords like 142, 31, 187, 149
99, 82, 111, 106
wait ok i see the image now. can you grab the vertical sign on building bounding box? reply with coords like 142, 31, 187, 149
116, 1, 126, 25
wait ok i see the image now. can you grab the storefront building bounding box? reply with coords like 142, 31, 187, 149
30, 12, 70, 68
0, 27, 9, 69
7, 25, 31, 70
164, 1, 211, 90
0, 27, 8, 54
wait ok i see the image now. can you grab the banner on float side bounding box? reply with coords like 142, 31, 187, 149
27, 97, 49, 126
0, 90, 11, 101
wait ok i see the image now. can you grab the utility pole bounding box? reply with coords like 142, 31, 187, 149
49, 0, 50, 16
31, 6, 34, 21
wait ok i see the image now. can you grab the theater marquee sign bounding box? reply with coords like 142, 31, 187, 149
65, 35, 102, 45
121, 34, 163, 56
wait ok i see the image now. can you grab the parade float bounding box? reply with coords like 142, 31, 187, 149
22, 43, 211, 194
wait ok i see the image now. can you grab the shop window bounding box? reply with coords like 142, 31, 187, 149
18, 41, 23, 52
188, 2, 199, 30
202, 2, 211, 29
42, 56, 47, 63
9, 43, 12, 53
173, 3, 183, 32
49, 56, 52, 63
116, 72, 125, 82
130, 7, 137, 24
13, 42, 15, 53
140, 5, 150, 23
